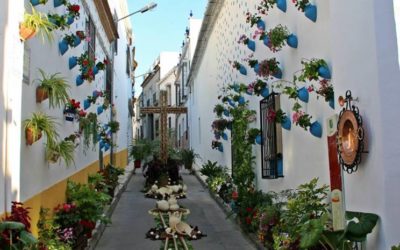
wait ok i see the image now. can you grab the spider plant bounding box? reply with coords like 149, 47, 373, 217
23, 112, 58, 145
20, 6, 55, 42
36, 69, 70, 108
45, 140, 75, 167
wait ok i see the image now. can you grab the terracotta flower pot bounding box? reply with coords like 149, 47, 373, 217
26, 127, 42, 145
36, 87, 49, 103
19, 24, 37, 41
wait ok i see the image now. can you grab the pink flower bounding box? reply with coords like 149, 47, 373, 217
292, 111, 304, 123
307, 86, 314, 92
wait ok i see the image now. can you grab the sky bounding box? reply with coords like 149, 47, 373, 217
127, 0, 208, 96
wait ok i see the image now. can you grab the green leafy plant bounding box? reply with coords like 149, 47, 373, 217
267, 108, 287, 124
129, 138, 157, 163
180, 148, 199, 172
79, 112, 98, 149
20, 6, 55, 42
45, 140, 75, 167
247, 128, 261, 144
245, 12, 262, 28
36, 69, 70, 108
200, 161, 225, 178
107, 120, 120, 133
23, 112, 59, 146
265, 25, 290, 52
298, 58, 329, 82
47, 14, 69, 30
257, 58, 280, 78
213, 104, 225, 117
293, 0, 310, 12
292, 110, 312, 130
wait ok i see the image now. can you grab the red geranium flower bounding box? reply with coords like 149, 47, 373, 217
68, 4, 80, 12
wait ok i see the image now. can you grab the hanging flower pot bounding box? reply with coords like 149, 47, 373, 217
19, 24, 37, 41
254, 63, 260, 74
99, 140, 105, 149
93, 66, 99, 75
93, 90, 100, 97
73, 35, 81, 47
263, 36, 269, 47
329, 97, 335, 109
83, 99, 91, 110
76, 75, 84, 86
261, 87, 269, 98
276, 0, 287, 12
304, 4, 317, 22
255, 135, 262, 145
104, 143, 110, 151
239, 65, 247, 75
218, 144, 223, 152
69, 56, 77, 69
246, 89, 253, 96
222, 132, 228, 141
67, 15, 74, 25
297, 87, 309, 103
273, 67, 283, 79
25, 127, 42, 145
54, 0, 65, 8
257, 19, 265, 30
309, 121, 322, 138
238, 96, 245, 105
30, 0, 47, 6
223, 109, 230, 117
318, 66, 331, 79
59, 39, 69, 55
247, 40, 256, 52
286, 34, 298, 48
281, 116, 291, 130
36, 87, 49, 103
228, 99, 236, 108
97, 106, 104, 115
232, 84, 240, 93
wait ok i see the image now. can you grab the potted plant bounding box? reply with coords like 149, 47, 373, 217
47, 13, 69, 30
20, 7, 55, 42
292, 110, 312, 130
231, 61, 247, 76
293, 0, 317, 22
23, 112, 58, 145
238, 35, 256, 52
30, 0, 48, 6
211, 140, 223, 152
77, 52, 95, 82
64, 99, 81, 122
130, 139, 154, 168
108, 120, 120, 133
213, 104, 225, 117
79, 112, 98, 149
298, 59, 331, 82
267, 108, 287, 125
35, 69, 70, 108
212, 119, 229, 132
263, 25, 289, 52
180, 149, 199, 173
53, 0, 67, 8
66, 3, 80, 19
95, 58, 109, 71
247, 128, 261, 144
251, 79, 268, 97
312, 79, 334, 107
245, 12, 265, 30
257, 58, 282, 79
45, 140, 75, 166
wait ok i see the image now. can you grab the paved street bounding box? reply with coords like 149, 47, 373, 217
95, 171, 256, 250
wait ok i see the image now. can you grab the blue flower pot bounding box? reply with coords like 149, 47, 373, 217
54, 0, 64, 7
254, 63, 260, 74
69, 56, 77, 69
263, 36, 269, 46
238, 96, 245, 105
223, 109, 230, 117
48, 17, 57, 26
93, 90, 100, 97
104, 143, 110, 151
286, 34, 298, 48
59, 39, 69, 55
273, 68, 283, 79
318, 66, 331, 79
73, 35, 81, 47
277, 158, 283, 176
297, 87, 309, 103
222, 132, 228, 141
247, 40, 256, 52
261, 87, 269, 98
310, 121, 322, 138
239, 65, 247, 76
93, 66, 99, 75
232, 84, 240, 93
281, 116, 291, 130
246, 89, 253, 96
255, 135, 262, 145
329, 97, 335, 109
97, 106, 104, 115
276, 0, 287, 12
76, 75, 84, 86
99, 141, 105, 149
218, 144, 223, 152
304, 4, 317, 22
83, 99, 90, 110
256, 19, 265, 30
67, 15, 74, 25
30, 0, 42, 6
228, 99, 236, 108
214, 132, 221, 140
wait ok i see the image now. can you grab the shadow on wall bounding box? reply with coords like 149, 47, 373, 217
0, 0, 10, 214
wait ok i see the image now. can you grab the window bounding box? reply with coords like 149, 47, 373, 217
155, 119, 159, 137
86, 17, 96, 62
168, 117, 171, 129
113, 11, 118, 55
126, 45, 130, 75
260, 93, 284, 179
153, 93, 157, 106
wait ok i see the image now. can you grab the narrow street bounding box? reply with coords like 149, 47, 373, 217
95, 170, 256, 250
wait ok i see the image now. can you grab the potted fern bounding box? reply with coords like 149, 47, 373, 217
23, 112, 58, 145
20, 7, 55, 41
45, 140, 75, 166
180, 149, 199, 173
35, 69, 70, 108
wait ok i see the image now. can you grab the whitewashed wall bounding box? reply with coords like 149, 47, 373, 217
189, 0, 400, 248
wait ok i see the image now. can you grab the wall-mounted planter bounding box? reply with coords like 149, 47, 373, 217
238, 96, 245, 105
329, 97, 334, 109
255, 135, 262, 145
263, 36, 269, 47
69, 56, 77, 69
97, 106, 104, 115
277, 158, 283, 176
223, 109, 230, 117
239, 65, 247, 75
228, 99, 236, 108
286, 34, 298, 48
310, 121, 322, 138
76, 75, 84, 86
257, 19, 265, 30
93, 66, 99, 75
83, 99, 90, 110
30, 0, 45, 6
99, 140, 105, 149
104, 143, 110, 151
232, 84, 240, 93
254, 63, 260, 74
54, 0, 64, 7
36, 87, 48, 102
93, 90, 100, 97
214, 132, 221, 140
281, 116, 291, 130
304, 4, 317, 22
261, 87, 269, 98
73, 35, 81, 47
297, 87, 309, 103
218, 144, 223, 152
67, 15, 74, 25
246, 89, 253, 96
247, 40, 256, 52
64, 111, 76, 122
273, 68, 283, 79
276, 0, 287, 12
318, 66, 331, 79
59, 39, 69, 55
222, 132, 228, 141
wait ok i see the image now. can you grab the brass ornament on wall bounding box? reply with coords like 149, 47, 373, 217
337, 90, 365, 173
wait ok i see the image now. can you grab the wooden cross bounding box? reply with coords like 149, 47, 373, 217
141, 90, 187, 163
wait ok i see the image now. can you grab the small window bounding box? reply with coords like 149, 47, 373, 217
260, 93, 284, 179
155, 119, 159, 137
126, 45, 131, 75
168, 117, 171, 129
86, 17, 96, 62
